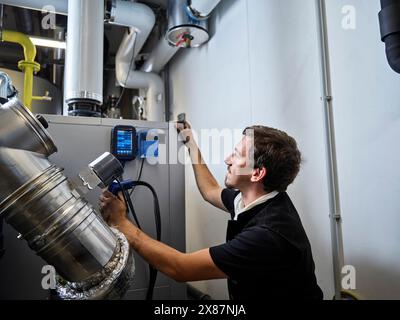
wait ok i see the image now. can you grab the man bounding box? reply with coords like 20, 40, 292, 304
100, 123, 323, 300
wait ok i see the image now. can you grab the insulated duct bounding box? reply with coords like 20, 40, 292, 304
64, 0, 104, 116
166, 0, 209, 48
187, 0, 222, 20
379, 0, 400, 74
0, 96, 134, 299
116, 29, 165, 122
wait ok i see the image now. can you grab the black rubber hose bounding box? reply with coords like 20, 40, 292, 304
115, 178, 161, 301
379, 0, 400, 74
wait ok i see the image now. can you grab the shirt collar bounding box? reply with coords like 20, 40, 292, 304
233, 191, 279, 221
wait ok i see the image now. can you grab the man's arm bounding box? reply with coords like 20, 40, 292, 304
100, 191, 227, 282
177, 122, 227, 212
120, 220, 226, 282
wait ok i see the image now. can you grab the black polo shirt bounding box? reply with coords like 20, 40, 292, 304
209, 189, 323, 300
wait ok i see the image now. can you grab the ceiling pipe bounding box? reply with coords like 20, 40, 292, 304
379, 0, 400, 74
187, 0, 222, 20
2, 0, 156, 117
106, 0, 156, 56
119, 0, 223, 120
141, 38, 179, 73
115, 28, 164, 122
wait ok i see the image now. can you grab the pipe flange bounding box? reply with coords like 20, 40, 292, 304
18, 60, 41, 73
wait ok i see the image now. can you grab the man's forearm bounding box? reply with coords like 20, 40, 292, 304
119, 220, 186, 282
118, 220, 226, 282
187, 142, 220, 200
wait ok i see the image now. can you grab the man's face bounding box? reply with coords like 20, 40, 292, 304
224, 136, 254, 189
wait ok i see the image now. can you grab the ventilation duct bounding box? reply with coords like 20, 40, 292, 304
116, 29, 165, 122
379, 0, 400, 74
187, 0, 222, 20
64, 0, 104, 116
166, 0, 209, 48
0, 96, 134, 299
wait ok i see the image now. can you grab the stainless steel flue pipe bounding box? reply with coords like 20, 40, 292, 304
0, 97, 134, 299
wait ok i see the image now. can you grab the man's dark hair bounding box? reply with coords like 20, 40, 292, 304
243, 126, 302, 193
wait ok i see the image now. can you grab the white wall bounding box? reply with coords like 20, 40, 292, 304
169, 0, 400, 299
325, 0, 400, 299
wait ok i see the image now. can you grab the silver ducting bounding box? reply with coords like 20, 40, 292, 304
187, 0, 222, 20
0, 96, 134, 299
64, 0, 104, 116
0, 97, 57, 156
0, 72, 15, 100
166, 0, 209, 48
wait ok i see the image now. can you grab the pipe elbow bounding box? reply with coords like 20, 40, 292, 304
2, 30, 37, 62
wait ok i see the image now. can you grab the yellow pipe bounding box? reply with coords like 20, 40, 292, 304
1, 30, 41, 110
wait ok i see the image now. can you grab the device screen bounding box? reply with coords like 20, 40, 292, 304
111, 125, 137, 161
116, 130, 133, 156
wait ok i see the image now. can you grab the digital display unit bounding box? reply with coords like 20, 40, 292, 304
111, 125, 137, 161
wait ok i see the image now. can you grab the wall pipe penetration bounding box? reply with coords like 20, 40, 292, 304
379, 0, 400, 74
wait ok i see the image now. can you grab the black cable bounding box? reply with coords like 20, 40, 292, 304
130, 181, 161, 301
114, 177, 161, 301
130, 158, 145, 196
115, 177, 142, 230
132, 181, 161, 241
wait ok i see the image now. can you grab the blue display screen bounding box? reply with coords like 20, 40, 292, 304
116, 130, 132, 156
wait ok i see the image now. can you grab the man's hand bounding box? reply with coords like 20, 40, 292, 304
99, 190, 129, 229
176, 121, 195, 149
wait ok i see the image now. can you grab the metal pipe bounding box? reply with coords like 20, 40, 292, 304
187, 0, 222, 19
315, 0, 345, 300
64, 0, 104, 111
0, 30, 41, 110
107, 0, 156, 56
141, 38, 179, 73
0, 97, 134, 298
116, 29, 164, 122
0, 71, 15, 100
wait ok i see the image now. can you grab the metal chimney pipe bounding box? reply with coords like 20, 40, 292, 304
0, 96, 134, 299
64, 0, 104, 116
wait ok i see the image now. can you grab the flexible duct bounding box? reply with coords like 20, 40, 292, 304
379, 0, 400, 74
0, 97, 134, 299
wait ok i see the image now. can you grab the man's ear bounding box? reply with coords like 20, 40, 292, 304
250, 167, 267, 183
